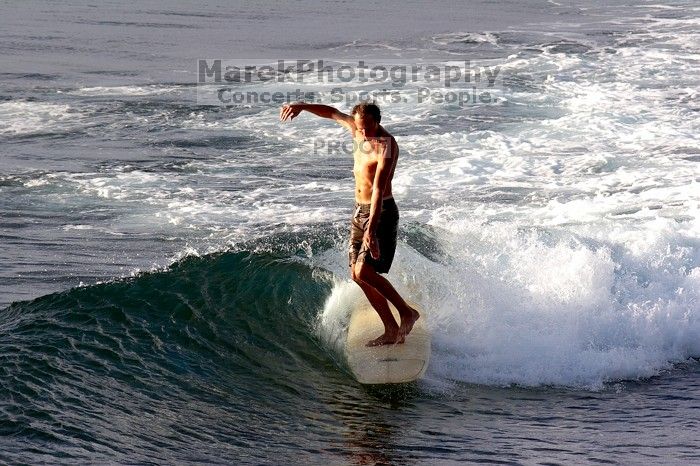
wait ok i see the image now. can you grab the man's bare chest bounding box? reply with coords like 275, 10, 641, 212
352, 141, 382, 178
353, 137, 383, 158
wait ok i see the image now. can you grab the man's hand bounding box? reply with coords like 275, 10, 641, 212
280, 103, 302, 122
362, 231, 380, 260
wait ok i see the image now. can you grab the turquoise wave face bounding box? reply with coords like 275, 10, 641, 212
0, 249, 353, 460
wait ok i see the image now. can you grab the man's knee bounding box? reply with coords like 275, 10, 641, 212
355, 261, 375, 283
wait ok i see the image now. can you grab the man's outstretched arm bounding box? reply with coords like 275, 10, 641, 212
280, 103, 354, 131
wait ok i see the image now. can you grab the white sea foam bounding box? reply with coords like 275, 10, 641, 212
0, 101, 84, 136
317, 210, 699, 390
69, 85, 180, 96
431, 32, 501, 46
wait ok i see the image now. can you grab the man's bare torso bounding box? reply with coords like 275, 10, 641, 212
351, 125, 398, 204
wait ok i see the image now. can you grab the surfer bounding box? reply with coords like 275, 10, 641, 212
280, 101, 420, 346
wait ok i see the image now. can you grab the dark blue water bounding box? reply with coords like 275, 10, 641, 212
1, 244, 698, 464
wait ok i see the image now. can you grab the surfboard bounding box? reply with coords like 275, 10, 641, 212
345, 300, 430, 384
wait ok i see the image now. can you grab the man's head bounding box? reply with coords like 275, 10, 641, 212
351, 101, 381, 137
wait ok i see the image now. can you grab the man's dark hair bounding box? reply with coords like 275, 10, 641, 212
351, 101, 381, 124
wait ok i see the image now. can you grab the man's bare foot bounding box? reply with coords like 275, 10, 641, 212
366, 331, 400, 347
398, 306, 420, 343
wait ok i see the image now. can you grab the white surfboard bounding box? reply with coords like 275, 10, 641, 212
346, 300, 430, 384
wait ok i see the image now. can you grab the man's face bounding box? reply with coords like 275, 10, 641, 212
354, 114, 377, 138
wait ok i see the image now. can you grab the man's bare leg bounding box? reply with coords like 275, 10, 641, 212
355, 262, 420, 343
357, 280, 401, 347
352, 265, 400, 346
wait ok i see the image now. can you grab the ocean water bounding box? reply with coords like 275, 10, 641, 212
1, 0, 699, 464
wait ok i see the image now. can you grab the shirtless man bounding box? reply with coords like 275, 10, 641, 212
280, 101, 420, 346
